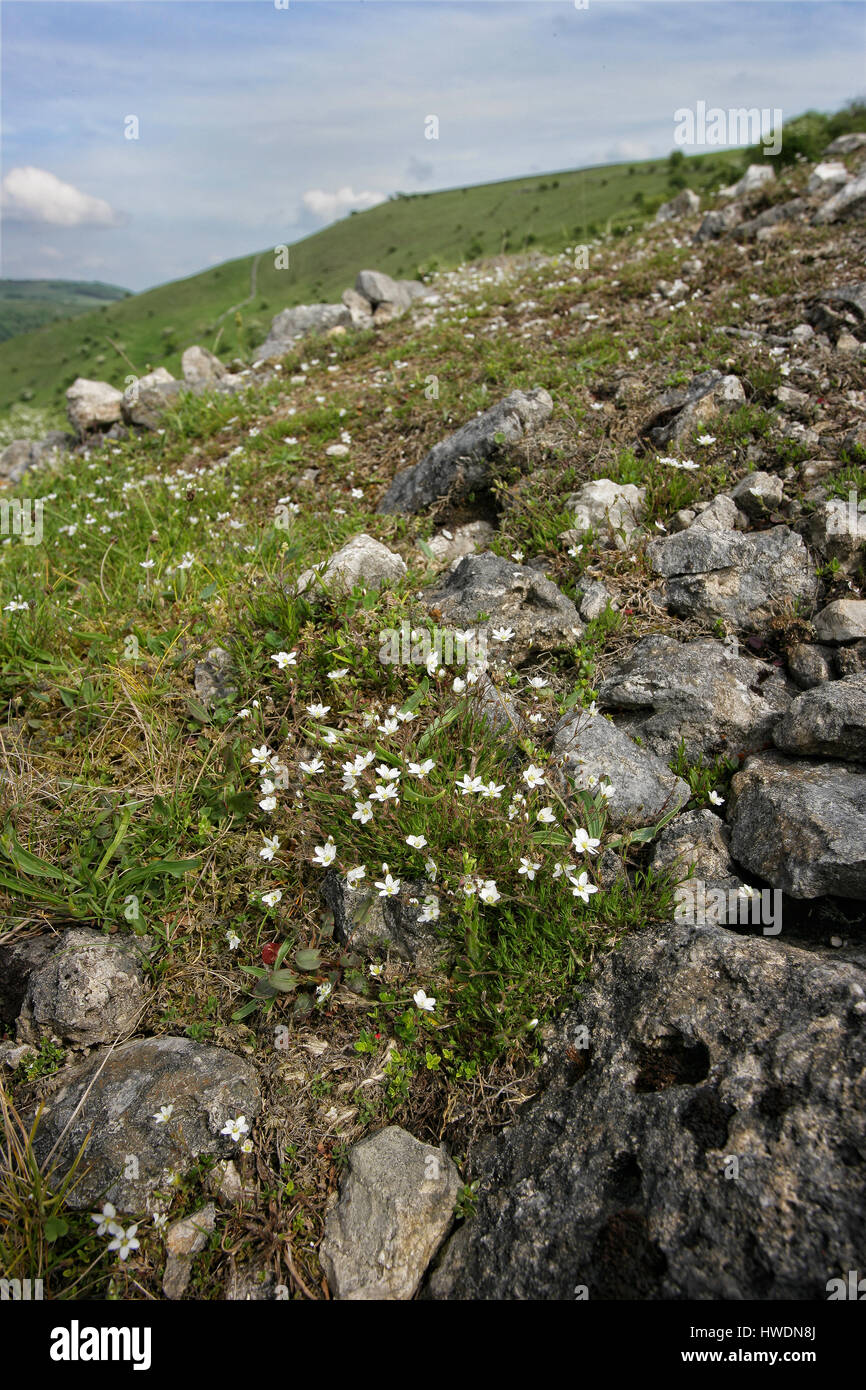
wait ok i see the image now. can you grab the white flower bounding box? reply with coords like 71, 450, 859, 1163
528, 677, 548, 690
522, 764, 545, 789
480, 780, 505, 799
299, 756, 325, 775
598, 781, 615, 800
572, 828, 601, 856
153, 1213, 168, 1231
306, 703, 331, 719
567, 870, 598, 903
452, 677, 466, 694
406, 834, 428, 849
315, 981, 333, 1004
413, 989, 436, 1012
697, 433, 716, 445
455, 773, 484, 795
418, 894, 440, 923
346, 865, 366, 889
709, 790, 725, 806
260, 834, 281, 861
425, 857, 438, 881
370, 782, 399, 803
226, 928, 241, 951
375, 764, 401, 782
261, 889, 283, 908
221, 1115, 251, 1142
258, 795, 277, 812
328, 667, 349, 679
407, 759, 436, 778
536, 806, 557, 824
479, 879, 501, 905
249, 744, 272, 767
138, 559, 155, 571
352, 800, 373, 824
567, 545, 583, 558
518, 857, 541, 881
312, 840, 337, 867
91, 1203, 122, 1237
377, 717, 399, 736
369, 962, 384, 977
240, 1138, 253, 1154
153, 1105, 174, 1125
375, 866, 401, 897
491, 626, 515, 643
271, 650, 297, 669
107, 1225, 140, 1261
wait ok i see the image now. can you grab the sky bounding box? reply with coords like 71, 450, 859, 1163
1, 0, 864, 292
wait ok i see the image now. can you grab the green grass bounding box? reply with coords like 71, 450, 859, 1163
0, 280, 130, 345
0, 145, 749, 423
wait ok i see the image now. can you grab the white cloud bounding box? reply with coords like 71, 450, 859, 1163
1, 166, 124, 227
301, 185, 387, 222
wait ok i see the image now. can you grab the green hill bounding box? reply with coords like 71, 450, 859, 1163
0, 147, 752, 426
0, 279, 130, 342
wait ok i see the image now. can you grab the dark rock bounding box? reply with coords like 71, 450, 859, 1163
772, 674, 866, 761
426, 920, 866, 1299
552, 705, 690, 830
378, 389, 552, 515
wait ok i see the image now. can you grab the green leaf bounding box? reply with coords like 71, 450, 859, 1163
186, 698, 212, 724
200, 582, 218, 600
270, 969, 300, 992
295, 948, 323, 972
44, 1215, 69, 1243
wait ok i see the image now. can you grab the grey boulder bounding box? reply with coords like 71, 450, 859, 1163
16, 928, 150, 1047
426, 919, 866, 1299
552, 705, 691, 830
255, 304, 351, 360
321, 1126, 461, 1300
728, 752, 866, 897
296, 533, 407, 600
31, 1036, 262, 1211
598, 635, 793, 762
378, 388, 553, 515
66, 377, 124, 435
772, 674, 866, 761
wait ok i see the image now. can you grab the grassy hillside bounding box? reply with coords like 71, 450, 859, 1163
0, 146, 749, 426
0, 279, 130, 343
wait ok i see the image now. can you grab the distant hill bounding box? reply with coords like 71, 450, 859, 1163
0, 99, 861, 425
0, 279, 131, 343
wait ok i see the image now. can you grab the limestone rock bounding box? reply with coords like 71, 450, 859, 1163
66, 377, 123, 435
728, 753, 866, 897
598, 635, 793, 762
296, 533, 406, 601
378, 389, 553, 515
16, 929, 150, 1047
813, 600, 866, 643
552, 706, 690, 830
255, 304, 351, 360
772, 674, 866, 761
30, 1036, 262, 1211
320, 1126, 460, 1300
426, 920, 866, 1299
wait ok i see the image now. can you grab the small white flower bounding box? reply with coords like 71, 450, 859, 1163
572, 828, 601, 856
369, 962, 384, 977
299, 756, 325, 775
260, 834, 281, 861
107, 1225, 140, 1261
406, 834, 428, 849
328, 667, 349, 679
375, 868, 401, 897
518, 857, 541, 881
452, 677, 466, 694
306, 703, 331, 719
315, 981, 333, 1004
418, 894, 440, 923
226, 928, 241, 951
258, 795, 277, 812
153, 1105, 174, 1125
375, 764, 401, 782
91, 1203, 122, 1236
528, 677, 548, 690
491, 626, 515, 643
709, 790, 725, 806
424, 857, 438, 881
479, 879, 501, 905
522, 764, 545, 789
261, 889, 283, 908
536, 806, 557, 824
352, 800, 373, 824
312, 840, 337, 867
221, 1115, 251, 1142
598, 781, 615, 800
413, 989, 436, 1012
271, 650, 298, 670
250, 744, 272, 767
240, 1138, 253, 1154
567, 870, 598, 903
346, 865, 366, 889
407, 758, 436, 778
455, 773, 484, 795
480, 780, 505, 799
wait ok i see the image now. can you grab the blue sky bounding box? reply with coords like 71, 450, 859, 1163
1, 0, 864, 291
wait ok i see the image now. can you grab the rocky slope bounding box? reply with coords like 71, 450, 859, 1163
0, 139, 865, 1301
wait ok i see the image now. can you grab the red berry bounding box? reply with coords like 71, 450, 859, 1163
262, 941, 279, 965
